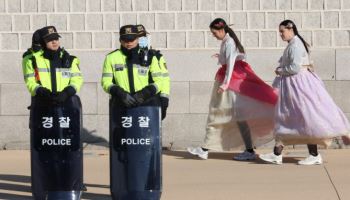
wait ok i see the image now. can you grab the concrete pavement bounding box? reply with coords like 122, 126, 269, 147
0, 149, 349, 200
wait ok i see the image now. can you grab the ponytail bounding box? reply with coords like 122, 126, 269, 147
296, 34, 310, 54
224, 26, 245, 53
280, 19, 310, 54
210, 18, 245, 54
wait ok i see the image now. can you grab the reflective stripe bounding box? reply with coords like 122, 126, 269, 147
151, 72, 162, 77
56, 68, 70, 72
70, 73, 82, 77
24, 73, 35, 78
152, 72, 169, 77
37, 68, 50, 72
102, 73, 113, 77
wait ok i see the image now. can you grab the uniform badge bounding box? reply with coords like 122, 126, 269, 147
125, 27, 132, 34
114, 64, 124, 71
48, 27, 55, 34
61, 71, 71, 78
137, 65, 148, 76
137, 26, 144, 32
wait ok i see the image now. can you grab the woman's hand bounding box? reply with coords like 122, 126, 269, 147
217, 87, 224, 94
275, 67, 282, 75
217, 84, 227, 93
211, 53, 219, 58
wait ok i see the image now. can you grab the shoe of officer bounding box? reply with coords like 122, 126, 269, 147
233, 150, 256, 161
187, 147, 208, 160
259, 152, 282, 165
298, 154, 323, 165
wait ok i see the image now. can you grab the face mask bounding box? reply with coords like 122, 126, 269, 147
138, 37, 148, 48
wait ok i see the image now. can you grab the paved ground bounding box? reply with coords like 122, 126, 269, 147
0, 149, 349, 200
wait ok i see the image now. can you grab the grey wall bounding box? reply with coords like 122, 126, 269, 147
1, 0, 350, 149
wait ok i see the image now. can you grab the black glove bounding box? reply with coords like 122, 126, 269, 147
133, 85, 157, 105
110, 86, 137, 107
160, 97, 169, 120
36, 87, 52, 100
53, 86, 76, 104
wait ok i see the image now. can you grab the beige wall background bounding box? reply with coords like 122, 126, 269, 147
1, 0, 350, 149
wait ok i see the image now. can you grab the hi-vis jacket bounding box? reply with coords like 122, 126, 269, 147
22, 50, 83, 96
152, 51, 170, 98
101, 49, 169, 97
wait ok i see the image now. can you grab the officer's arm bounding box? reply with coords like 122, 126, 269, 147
101, 56, 114, 94
22, 55, 40, 96
148, 56, 167, 94
158, 56, 170, 99
69, 57, 83, 93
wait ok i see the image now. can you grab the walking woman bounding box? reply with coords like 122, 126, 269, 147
259, 20, 350, 165
187, 18, 278, 160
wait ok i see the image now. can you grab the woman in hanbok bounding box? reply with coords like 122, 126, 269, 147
259, 20, 350, 165
187, 18, 278, 160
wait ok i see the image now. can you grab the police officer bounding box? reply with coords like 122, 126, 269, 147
23, 26, 83, 103
136, 24, 170, 120
22, 26, 83, 200
102, 24, 164, 200
101, 25, 164, 107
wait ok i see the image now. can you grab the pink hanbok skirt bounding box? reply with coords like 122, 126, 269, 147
203, 61, 276, 151
273, 68, 350, 146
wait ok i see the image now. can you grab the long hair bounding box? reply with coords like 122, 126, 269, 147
209, 18, 245, 53
279, 19, 310, 53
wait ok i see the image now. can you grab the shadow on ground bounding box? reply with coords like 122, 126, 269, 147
81, 128, 109, 148
0, 174, 111, 199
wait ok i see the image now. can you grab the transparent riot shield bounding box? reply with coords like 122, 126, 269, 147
110, 102, 162, 200
30, 95, 83, 200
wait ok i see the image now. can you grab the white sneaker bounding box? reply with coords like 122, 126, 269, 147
259, 153, 282, 165
298, 154, 323, 165
187, 147, 208, 160
233, 150, 256, 161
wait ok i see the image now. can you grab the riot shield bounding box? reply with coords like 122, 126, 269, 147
110, 101, 162, 200
30, 95, 83, 200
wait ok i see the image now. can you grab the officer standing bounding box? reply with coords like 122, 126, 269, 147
22, 26, 84, 200
23, 26, 83, 102
102, 25, 164, 200
136, 24, 170, 120
101, 24, 164, 107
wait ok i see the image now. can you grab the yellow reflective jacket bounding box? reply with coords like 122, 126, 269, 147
101, 49, 168, 96
22, 49, 83, 96
150, 50, 170, 98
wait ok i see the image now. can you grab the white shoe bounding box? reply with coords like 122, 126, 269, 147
259, 153, 282, 165
233, 150, 256, 161
187, 147, 208, 160
298, 154, 323, 165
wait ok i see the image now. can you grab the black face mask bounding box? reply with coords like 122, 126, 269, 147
43, 47, 61, 61
120, 45, 140, 62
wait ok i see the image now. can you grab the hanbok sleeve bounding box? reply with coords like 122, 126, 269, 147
278, 45, 302, 76
220, 41, 238, 90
